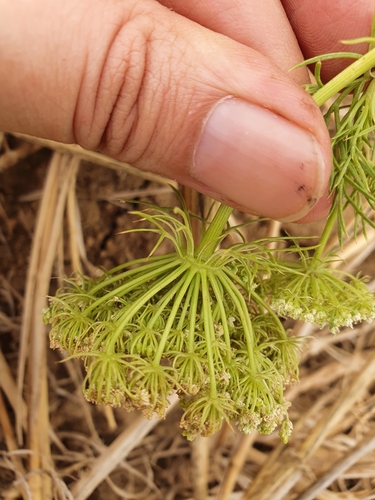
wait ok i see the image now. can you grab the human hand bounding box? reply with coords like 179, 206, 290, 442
0, 0, 373, 221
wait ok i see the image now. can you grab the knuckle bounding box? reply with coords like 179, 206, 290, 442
74, 5, 187, 167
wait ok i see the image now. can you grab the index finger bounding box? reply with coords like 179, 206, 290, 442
158, 0, 308, 83
282, 0, 374, 81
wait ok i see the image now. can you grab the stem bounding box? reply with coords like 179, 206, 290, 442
314, 205, 338, 261
146, 274, 188, 330
89, 254, 177, 295
251, 289, 288, 339
200, 269, 218, 399
176, 277, 194, 330
208, 271, 232, 361
216, 270, 256, 372
195, 204, 233, 260
108, 261, 191, 351
188, 273, 201, 352
153, 266, 197, 364
313, 47, 375, 107
371, 14, 375, 50
102, 252, 176, 278
84, 259, 180, 315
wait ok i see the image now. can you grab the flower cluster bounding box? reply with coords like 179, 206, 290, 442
44, 196, 375, 442
268, 254, 375, 334
44, 205, 303, 442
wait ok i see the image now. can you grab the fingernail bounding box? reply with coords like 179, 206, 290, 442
192, 98, 328, 221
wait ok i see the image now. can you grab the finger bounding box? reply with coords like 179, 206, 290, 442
0, 0, 331, 222
295, 187, 332, 224
282, 0, 375, 80
158, 0, 308, 83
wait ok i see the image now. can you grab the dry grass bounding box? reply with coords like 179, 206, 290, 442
0, 133, 375, 500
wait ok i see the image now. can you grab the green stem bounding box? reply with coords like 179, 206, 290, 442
314, 205, 338, 261
216, 270, 256, 372
251, 289, 288, 339
200, 269, 218, 399
187, 273, 201, 353
195, 204, 233, 260
108, 261, 191, 351
101, 252, 176, 278
371, 14, 375, 49
89, 254, 177, 295
153, 266, 197, 364
313, 47, 375, 107
176, 277, 194, 330
146, 273, 188, 330
84, 259, 180, 315
208, 271, 233, 361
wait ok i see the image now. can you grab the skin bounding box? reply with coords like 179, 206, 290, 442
0, 0, 373, 221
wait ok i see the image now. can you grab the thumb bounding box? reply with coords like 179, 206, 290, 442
0, 0, 331, 222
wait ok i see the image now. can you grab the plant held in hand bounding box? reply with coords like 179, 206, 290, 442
44, 32, 375, 442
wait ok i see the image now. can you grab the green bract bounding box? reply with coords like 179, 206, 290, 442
44, 34, 375, 442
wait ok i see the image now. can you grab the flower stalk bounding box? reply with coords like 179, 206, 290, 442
312, 45, 375, 107
195, 204, 233, 260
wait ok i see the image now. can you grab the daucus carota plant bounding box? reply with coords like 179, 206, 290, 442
44, 30, 375, 442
